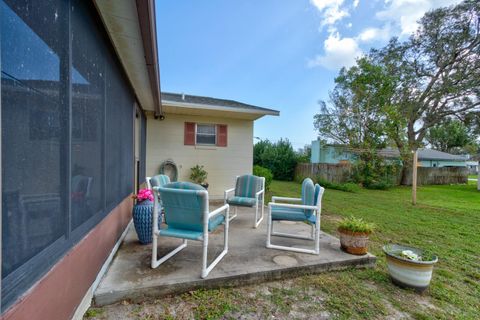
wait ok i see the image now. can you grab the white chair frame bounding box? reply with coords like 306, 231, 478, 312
151, 187, 230, 279
224, 176, 265, 228
266, 188, 324, 255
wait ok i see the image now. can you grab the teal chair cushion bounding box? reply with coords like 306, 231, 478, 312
227, 196, 256, 207
301, 178, 315, 217
159, 182, 207, 232
271, 207, 318, 224
159, 214, 225, 240
234, 175, 262, 198
150, 174, 171, 187
314, 184, 321, 205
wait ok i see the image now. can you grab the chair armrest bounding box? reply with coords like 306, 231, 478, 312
255, 189, 264, 197
224, 188, 235, 199
271, 196, 302, 203
269, 202, 317, 211
208, 204, 229, 219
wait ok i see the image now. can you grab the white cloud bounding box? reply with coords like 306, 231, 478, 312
377, 0, 463, 36
308, 33, 363, 70
357, 25, 391, 43
353, 0, 360, 8
310, 0, 350, 29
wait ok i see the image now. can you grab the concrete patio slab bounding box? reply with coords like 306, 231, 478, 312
93, 206, 376, 306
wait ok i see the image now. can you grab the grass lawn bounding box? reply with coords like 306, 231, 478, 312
86, 180, 480, 320
468, 174, 478, 180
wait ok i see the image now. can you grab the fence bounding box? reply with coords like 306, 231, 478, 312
295, 163, 468, 186
295, 163, 352, 184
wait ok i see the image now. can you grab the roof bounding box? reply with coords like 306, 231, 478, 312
318, 145, 467, 161
161, 92, 280, 120
417, 149, 467, 161
378, 148, 466, 161
94, 0, 162, 116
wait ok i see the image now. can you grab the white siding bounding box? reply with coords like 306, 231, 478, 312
146, 113, 253, 199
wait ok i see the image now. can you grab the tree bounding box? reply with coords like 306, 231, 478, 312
253, 139, 297, 181
426, 119, 475, 153
314, 57, 395, 150
315, 1, 480, 183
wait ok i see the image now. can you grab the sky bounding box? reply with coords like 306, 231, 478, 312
156, 0, 462, 150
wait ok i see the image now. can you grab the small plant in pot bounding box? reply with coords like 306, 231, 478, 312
383, 244, 438, 292
338, 216, 375, 255
190, 165, 209, 189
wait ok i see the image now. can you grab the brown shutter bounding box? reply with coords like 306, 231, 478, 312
217, 124, 227, 147
184, 122, 195, 145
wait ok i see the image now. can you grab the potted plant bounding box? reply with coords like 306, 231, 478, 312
190, 165, 209, 189
132, 188, 160, 244
338, 216, 374, 255
383, 244, 438, 292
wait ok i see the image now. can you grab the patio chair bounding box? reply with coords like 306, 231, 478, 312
266, 178, 324, 255
146, 174, 171, 189
151, 182, 230, 278
224, 174, 265, 228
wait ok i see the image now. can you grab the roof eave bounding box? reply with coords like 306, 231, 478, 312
136, 0, 163, 117
161, 100, 280, 117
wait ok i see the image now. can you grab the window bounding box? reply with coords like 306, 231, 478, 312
196, 124, 216, 145
1, 0, 136, 311
184, 122, 227, 147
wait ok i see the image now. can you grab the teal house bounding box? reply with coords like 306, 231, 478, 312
310, 141, 467, 168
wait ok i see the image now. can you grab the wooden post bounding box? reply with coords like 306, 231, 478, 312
412, 150, 418, 205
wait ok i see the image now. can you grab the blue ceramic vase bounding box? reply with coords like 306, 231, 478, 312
132, 200, 160, 244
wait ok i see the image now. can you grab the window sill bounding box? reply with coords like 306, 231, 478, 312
195, 145, 217, 150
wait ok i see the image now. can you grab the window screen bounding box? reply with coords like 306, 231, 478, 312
1, 0, 135, 311
196, 124, 216, 145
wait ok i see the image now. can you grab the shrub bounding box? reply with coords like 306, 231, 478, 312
190, 165, 208, 184
253, 165, 273, 191
316, 179, 360, 193
338, 216, 375, 233
254, 138, 297, 181
351, 150, 400, 190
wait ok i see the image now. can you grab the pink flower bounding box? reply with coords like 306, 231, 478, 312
136, 188, 154, 202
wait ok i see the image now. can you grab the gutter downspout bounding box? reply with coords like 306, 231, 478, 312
136, 0, 163, 118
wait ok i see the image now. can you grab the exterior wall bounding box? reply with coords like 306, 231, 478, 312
146, 113, 254, 199
419, 160, 467, 167
3, 196, 132, 320
311, 143, 355, 164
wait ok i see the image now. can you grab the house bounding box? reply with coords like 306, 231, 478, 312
466, 160, 479, 174
147, 92, 279, 199
1, 1, 161, 319
310, 142, 467, 168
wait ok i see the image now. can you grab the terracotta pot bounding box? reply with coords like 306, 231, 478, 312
338, 228, 371, 255
383, 244, 438, 292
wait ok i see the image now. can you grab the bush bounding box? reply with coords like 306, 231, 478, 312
351, 150, 400, 190
253, 138, 297, 181
253, 165, 273, 191
316, 179, 360, 193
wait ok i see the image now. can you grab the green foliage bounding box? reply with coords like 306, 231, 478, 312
253, 138, 297, 181
316, 178, 360, 193
253, 165, 273, 191
351, 151, 400, 190
295, 144, 312, 163
189, 165, 208, 184
314, 1, 480, 182
338, 216, 375, 233
426, 119, 477, 154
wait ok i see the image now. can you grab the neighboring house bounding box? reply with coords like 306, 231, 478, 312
147, 92, 279, 199
1, 1, 161, 319
466, 161, 479, 174
310, 142, 467, 167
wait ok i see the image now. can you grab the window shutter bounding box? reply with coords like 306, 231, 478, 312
217, 124, 227, 147
184, 122, 195, 145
